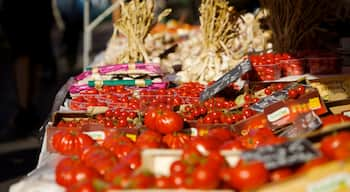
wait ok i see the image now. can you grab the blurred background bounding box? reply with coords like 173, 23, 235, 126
0, 0, 348, 190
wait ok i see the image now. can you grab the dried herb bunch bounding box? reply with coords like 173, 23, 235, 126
113, 0, 170, 63
259, 0, 331, 52
186, 0, 240, 82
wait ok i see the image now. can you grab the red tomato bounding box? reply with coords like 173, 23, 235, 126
181, 146, 203, 166
112, 143, 134, 160
119, 149, 141, 170
320, 131, 350, 160
296, 85, 306, 95
170, 160, 187, 175
321, 115, 345, 127
104, 163, 132, 183
155, 110, 184, 134
80, 146, 117, 175
55, 157, 98, 188
126, 171, 155, 189
103, 132, 134, 144
288, 89, 298, 99
333, 146, 350, 160
170, 173, 187, 188
208, 127, 233, 142
189, 136, 221, 155
143, 108, 159, 131
191, 165, 220, 189
219, 140, 245, 151
207, 150, 229, 170
270, 168, 293, 182
155, 176, 172, 189
222, 160, 269, 190
162, 133, 190, 149
52, 130, 95, 156
264, 88, 272, 95
135, 130, 163, 149
144, 108, 184, 134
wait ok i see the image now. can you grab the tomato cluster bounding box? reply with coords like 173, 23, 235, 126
249, 53, 308, 81
70, 86, 134, 111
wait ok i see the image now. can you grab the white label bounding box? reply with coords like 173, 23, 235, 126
307, 173, 350, 192
343, 111, 350, 118
83, 131, 105, 141
267, 107, 290, 122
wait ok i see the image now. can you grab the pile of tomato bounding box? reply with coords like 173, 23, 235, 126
50, 78, 350, 192
53, 122, 350, 192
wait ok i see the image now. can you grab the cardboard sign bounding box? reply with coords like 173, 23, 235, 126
263, 89, 327, 130
200, 60, 251, 101
242, 139, 319, 170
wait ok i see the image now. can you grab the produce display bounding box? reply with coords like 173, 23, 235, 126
9, 0, 350, 192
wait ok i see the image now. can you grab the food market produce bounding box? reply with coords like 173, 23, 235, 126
9, 0, 350, 191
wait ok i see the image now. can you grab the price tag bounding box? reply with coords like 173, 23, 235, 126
84, 131, 105, 141
126, 133, 137, 142
200, 60, 251, 102
309, 97, 322, 110
242, 139, 319, 170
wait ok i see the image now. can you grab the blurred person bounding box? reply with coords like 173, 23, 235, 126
0, 0, 56, 141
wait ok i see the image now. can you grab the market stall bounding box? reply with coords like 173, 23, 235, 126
9, 0, 350, 191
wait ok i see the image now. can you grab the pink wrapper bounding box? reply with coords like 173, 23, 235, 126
75, 71, 92, 81
69, 82, 168, 94
69, 84, 94, 94
73, 63, 162, 82
98, 63, 162, 75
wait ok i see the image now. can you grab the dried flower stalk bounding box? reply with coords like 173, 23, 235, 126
113, 0, 171, 63
259, 0, 330, 52
187, 0, 240, 82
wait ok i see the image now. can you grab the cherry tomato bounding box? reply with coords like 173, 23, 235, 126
264, 88, 272, 95
288, 89, 298, 99
296, 85, 306, 95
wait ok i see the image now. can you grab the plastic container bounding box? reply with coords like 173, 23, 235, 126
280, 59, 306, 76
307, 57, 342, 75
252, 63, 282, 81
69, 99, 88, 111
